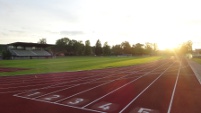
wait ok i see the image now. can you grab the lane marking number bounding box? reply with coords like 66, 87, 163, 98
92, 101, 118, 112
42, 95, 61, 101
27, 92, 41, 97
61, 98, 89, 106
138, 108, 153, 113
68, 98, 84, 105
98, 103, 112, 111
130, 107, 159, 113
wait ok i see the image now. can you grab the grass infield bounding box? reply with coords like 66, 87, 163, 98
0, 56, 164, 76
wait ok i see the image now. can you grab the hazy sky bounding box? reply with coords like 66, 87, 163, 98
1, 0, 201, 49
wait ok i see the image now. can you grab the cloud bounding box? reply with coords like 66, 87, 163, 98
8, 30, 25, 33
0, 32, 8, 36
60, 31, 84, 36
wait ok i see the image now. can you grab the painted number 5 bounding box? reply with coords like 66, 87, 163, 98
68, 98, 84, 105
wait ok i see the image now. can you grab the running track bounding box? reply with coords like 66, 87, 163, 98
0, 58, 201, 113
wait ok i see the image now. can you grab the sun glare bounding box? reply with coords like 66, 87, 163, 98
157, 41, 179, 50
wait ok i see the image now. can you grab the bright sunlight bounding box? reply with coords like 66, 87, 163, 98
157, 40, 181, 50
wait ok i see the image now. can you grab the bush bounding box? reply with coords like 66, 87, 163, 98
2, 50, 11, 60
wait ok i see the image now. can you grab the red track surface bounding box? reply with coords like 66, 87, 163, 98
0, 58, 201, 113
0, 67, 28, 72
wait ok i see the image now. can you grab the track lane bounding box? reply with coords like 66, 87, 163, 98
119, 60, 179, 113
170, 59, 201, 113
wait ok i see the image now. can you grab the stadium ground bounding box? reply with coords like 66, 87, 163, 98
0, 57, 200, 113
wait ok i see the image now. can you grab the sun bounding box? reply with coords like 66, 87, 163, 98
157, 41, 179, 50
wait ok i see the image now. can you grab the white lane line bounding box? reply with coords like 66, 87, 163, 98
0, 75, 82, 86
52, 62, 164, 103
12, 60, 168, 112
12, 74, 108, 96
29, 61, 158, 101
119, 61, 175, 113
167, 61, 181, 113
13, 59, 168, 97
20, 71, 133, 98
35, 73, 139, 101
10, 63, 141, 90
15, 65, 141, 98
0, 76, 101, 89
0, 83, 58, 89
0, 90, 28, 94
82, 61, 170, 108
0, 76, 85, 86
14, 95, 106, 113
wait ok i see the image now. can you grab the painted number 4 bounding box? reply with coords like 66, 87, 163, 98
92, 102, 118, 112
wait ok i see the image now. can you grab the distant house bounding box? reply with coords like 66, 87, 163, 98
6, 42, 54, 60
193, 49, 201, 58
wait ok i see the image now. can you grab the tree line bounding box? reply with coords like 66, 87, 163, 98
46, 37, 158, 56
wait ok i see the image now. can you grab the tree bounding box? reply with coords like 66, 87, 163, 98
84, 40, 92, 55
144, 42, 153, 55
38, 38, 47, 44
95, 39, 103, 56
112, 44, 122, 55
74, 41, 84, 55
2, 50, 11, 60
55, 37, 70, 55
103, 42, 111, 56
179, 40, 193, 55
132, 43, 144, 55
121, 41, 132, 54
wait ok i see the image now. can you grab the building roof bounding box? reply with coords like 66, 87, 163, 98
7, 42, 54, 48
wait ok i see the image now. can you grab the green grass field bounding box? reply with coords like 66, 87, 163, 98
193, 58, 201, 64
0, 56, 164, 76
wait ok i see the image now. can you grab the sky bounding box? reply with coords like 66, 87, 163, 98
0, 0, 201, 50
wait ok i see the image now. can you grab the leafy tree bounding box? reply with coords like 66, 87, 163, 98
74, 41, 84, 55
84, 40, 92, 55
2, 50, 11, 60
112, 44, 122, 55
55, 37, 70, 55
38, 38, 47, 44
95, 39, 103, 56
144, 42, 153, 55
179, 40, 193, 55
132, 43, 144, 55
121, 41, 132, 54
103, 42, 111, 56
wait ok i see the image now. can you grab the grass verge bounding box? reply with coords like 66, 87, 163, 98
192, 58, 201, 64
